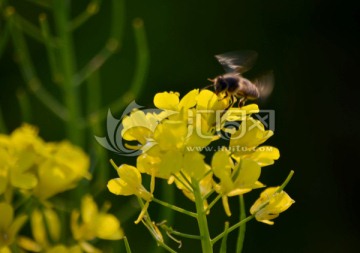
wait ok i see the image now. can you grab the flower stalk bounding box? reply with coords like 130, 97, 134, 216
192, 178, 213, 253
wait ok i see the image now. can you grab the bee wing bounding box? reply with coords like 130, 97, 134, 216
215, 50, 258, 74
253, 71, 274, 100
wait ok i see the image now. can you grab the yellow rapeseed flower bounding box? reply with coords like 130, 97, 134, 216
0, 124, 43, 191
33, 141, 91, 199
0, 124, 90, 199
108, 164, 152, 201
212, 149, 264, 216
108, 163, 153, 224
0, 202, 27, 249
250, 187, 295, 225
230, 118, 280, 166
71, 194, 124, 241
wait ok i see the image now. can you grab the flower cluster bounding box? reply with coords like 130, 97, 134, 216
108, 89, 294, 224
0, 124, 90, 200
0, 125, 123, 253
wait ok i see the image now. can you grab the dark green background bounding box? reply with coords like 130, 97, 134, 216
1, 0, 359, 252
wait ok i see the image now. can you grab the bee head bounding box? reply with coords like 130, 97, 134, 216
213, 76, 228, 94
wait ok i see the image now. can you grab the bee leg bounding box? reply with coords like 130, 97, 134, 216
238, 97, 247, 107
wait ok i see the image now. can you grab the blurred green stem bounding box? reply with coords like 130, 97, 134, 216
53, 0, 83, 145
70, 0, 102, 31
74, 0, 124, 88
39, 13, 62, 84
87, 71, 109, 194
16, 89, 32, 123
90, 17, 149, 124
6, 7, 68, 121
12, 12, 45, 44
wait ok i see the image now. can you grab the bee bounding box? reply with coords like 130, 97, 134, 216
208, 50, 274, 107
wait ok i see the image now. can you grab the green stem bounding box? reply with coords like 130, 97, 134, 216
137, 198, 177, 253
278, 170, 294, 192
53, 0, 83, 146
213, 171, 295, 247
74, 38, 119, 87
123, 236, 132, 253
89, 16, 149, 123
205, 194, 221, 213
220, 222, 229, 253
128, 18, 149, 98
212, 215, 254, 246
16, 89, 32, 123
74, 0, 124, 88
39, 13, 62, 84
152, 198, 197, 218
13, 12, 45, 44
160, 227, 201, 240
70, 0, 101, 31
236, 195, 246, 253
192, 178, 212, 253
87, 71, 109, 195
6, 8, 68, 121
172, 173, 193, 193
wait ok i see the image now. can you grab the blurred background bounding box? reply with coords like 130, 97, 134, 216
1, 0, 359, 252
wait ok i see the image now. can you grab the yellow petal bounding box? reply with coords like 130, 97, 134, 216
178, 89, 199, 110
8, 214, 27, 244
31, 209, 47, 246
136, 153, 161, 175
154, 92, 180, 110
79, 241, 101, 253
211, 149, 233, 177
0, 202, 13, 231
230, 119, 273, 156
17, 236, 42, 252
0, 247, 11, 253
232, 159, 262, 192
249, 146, 280, 166
158, 150, 183, 179
222, 196, 232, 216
96, 214, 124, 240
196, 90, 229, 111
153, 120, 188, 151
182, 152, 206, 180
43, 208, 61, 241
107, 178, 134, 196
10, 170, 38, 190
81, 195, 98, 224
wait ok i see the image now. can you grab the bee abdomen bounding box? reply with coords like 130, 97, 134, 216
238, 78, 260, 100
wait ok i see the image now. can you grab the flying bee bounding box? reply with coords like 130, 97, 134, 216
207, 50, 274, 107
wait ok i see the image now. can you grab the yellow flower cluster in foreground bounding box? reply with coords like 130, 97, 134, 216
0, 124, 90, 200
108, 89, 294, 224
0, 125, 123, 253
